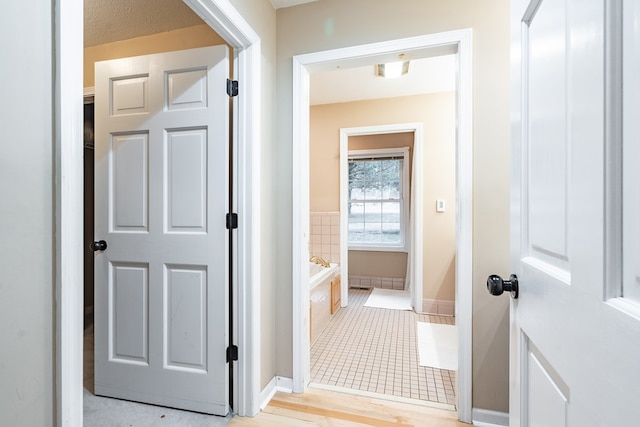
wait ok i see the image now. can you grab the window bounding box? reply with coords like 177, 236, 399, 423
347, 147, 409, 251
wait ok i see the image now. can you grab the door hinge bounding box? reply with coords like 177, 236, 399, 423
226, 213, 238, 230
227, 345, 238, 363
227, 79, 238, 97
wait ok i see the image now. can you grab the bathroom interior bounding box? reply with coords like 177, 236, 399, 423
306, 55, 458, 407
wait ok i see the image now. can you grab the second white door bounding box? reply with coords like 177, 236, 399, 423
510, 1, 640, 425
93, 45, 230, 415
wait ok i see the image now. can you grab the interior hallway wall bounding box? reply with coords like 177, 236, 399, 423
0, 1, 55, 425
277, 0, 510, 413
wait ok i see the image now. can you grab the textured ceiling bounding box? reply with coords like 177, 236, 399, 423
84, 0, 205, 47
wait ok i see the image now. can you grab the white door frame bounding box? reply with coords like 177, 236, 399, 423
339, 123, 423, 312
55, 0, 262, 424
292, 29, 473, 423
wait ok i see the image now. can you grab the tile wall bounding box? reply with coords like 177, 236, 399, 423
310, 212, 406, 292
348, 275, 405, 290
310, 212, 340, 263
421, 299, 455, 316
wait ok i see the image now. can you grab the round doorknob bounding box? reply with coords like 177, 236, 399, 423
91, 240, 108, 252
487, 274, 519, 299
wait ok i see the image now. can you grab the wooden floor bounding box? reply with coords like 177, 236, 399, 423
227, 388, 469, 426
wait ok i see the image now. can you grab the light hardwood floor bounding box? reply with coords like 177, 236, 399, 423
228, 388, 469, 426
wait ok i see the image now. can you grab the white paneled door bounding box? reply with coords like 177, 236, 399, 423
93, 46, 230, 415
509, 1, 640, 426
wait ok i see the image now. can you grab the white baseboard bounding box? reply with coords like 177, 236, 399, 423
259, 376, 294, 410
472, 408, 509, 426
259, 377, 277, 410
276, 376, 293, 393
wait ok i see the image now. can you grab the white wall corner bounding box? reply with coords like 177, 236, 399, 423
472, 408, 509, 426
259, 377, 277, 410
275, 376, 294, 393
259, 375, 294, 410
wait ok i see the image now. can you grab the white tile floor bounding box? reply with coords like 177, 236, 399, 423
83, 322, 231, 427
310, 288, 457, 406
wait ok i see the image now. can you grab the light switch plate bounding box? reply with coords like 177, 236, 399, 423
436, 199, 446, 212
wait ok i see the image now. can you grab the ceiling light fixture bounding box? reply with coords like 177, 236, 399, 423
375, 61, 410, 79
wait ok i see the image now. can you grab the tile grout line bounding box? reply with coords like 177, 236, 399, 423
310, 288, 457, 406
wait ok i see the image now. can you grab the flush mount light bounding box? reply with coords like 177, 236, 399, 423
375, 61, 410, 79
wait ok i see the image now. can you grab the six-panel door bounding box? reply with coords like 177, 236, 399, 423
93, 46, 230, 415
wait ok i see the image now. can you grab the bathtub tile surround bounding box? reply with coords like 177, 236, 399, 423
310, 212, 340, 263
349, 275, 405, 290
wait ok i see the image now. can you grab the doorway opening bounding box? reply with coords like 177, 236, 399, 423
56, 0, 262, 423
292, 29, 473, 423
82, 96, 95, 399
84, 47, 232, 421
308, 91, 458, 406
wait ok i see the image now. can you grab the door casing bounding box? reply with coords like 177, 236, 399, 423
291, 29, 473, 423
54, 0, 263, 424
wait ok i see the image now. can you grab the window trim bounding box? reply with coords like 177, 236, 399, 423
347, 147, 410, 252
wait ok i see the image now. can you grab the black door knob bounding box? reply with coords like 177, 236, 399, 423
487, 274, 519, 299
91, 240, 108, 252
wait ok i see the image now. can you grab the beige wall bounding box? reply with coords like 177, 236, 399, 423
83, 24, 227, 88
310, 93, 456, 304
349, 251, 408, 278
277, 0, 510, 412
310, 130, 414, 212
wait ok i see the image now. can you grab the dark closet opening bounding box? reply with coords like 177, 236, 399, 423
84, 101, 95, 329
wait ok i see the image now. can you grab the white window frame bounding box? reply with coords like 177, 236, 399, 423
347, 147, 410, 252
